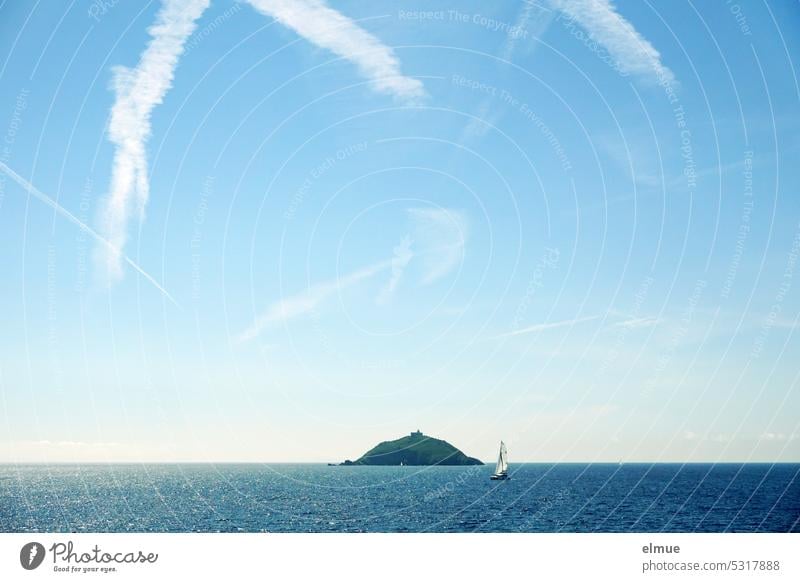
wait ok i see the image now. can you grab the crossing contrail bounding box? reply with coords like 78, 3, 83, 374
0, 160, 180, 307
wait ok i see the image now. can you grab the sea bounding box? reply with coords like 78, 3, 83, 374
1, 463, 798, 532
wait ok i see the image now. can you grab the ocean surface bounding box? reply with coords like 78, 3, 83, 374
1, 463, 798, 532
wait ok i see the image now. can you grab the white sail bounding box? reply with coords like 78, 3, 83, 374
494, 441, 508, 475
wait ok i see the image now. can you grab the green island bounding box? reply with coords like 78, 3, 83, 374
340, 430, 483, 466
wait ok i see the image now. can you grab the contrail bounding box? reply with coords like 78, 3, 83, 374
246, 0, 424, 100
236, 258, 393, 343
550, 0, 675, 85
492, 314, 602, 339
0, 160, 180, 307
97, 0, 210, 282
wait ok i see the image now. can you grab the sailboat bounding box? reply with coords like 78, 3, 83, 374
490, 441, 509, 480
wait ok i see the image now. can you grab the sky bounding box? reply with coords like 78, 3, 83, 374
0, 0, 799, 463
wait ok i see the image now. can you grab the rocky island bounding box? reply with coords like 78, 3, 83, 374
340, 430, 483, 466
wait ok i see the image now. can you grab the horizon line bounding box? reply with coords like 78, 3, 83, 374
2, 460, 798, 465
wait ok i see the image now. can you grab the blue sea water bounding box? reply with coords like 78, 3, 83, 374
1, 463, 797, 532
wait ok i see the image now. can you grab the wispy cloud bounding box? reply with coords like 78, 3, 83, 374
237, 259, 391, 343
594, 131, 661, 188
96, 0, 210, 282
493, 314, 602, 339
760, 432, 797, 442
32, 440, 121, 448
763, 316, 800, 330
612, 316, 661, 329
683, 432, 734, 443
551, 0, 675, 85
459, 4, 554, 142
375, 208, 468, 303
246, 0, 424, 100
500, 1, 553, 62
377, 235, 413, 305
240, 207, 468, 339
407, 208, 468, 285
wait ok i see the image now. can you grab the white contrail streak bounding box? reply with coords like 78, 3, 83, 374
97, 0, 210, 282
407, 208, 468, 285
246, 0, 424, 100
551, 0, 675, 85
0, 160, 180, 307
493, 314, 602, 339
237, 259, 393, 343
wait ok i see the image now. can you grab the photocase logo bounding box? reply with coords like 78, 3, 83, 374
20, 542, 46, 570
16, 539, 158, 573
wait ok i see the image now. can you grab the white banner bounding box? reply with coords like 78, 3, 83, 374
0, 533, 796, 581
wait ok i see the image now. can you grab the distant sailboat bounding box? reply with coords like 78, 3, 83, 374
490, 441, 509, 480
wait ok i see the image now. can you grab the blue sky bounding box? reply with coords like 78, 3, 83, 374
0, 0, 798, 462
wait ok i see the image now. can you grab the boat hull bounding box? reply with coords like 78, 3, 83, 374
490, 473, 509, 480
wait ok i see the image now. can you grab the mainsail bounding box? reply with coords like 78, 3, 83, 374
494, 441, 508, 475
